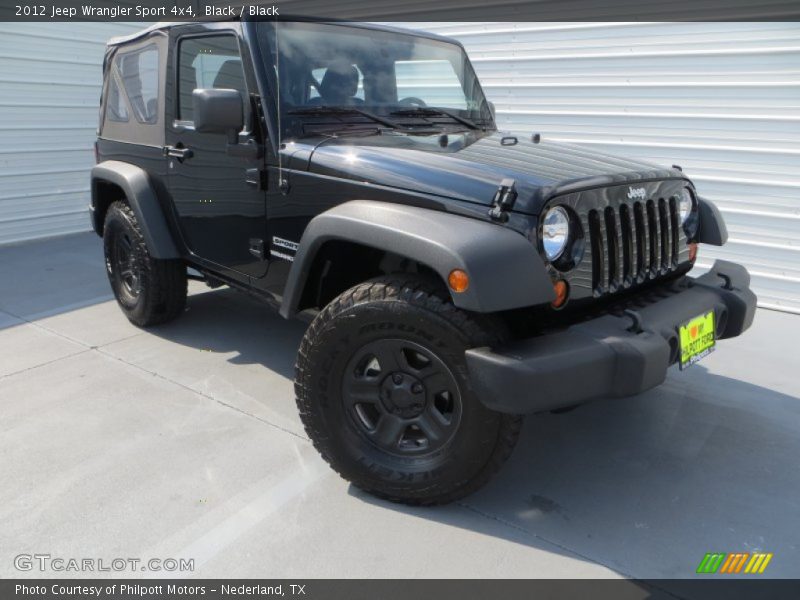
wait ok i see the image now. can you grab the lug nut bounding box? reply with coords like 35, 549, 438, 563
411, 383, 423, 394
392, 374, 403, 385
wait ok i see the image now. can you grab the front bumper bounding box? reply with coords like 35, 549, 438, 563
465, 260, 757, 414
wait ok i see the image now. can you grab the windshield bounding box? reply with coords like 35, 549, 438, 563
258, 22, 494, 138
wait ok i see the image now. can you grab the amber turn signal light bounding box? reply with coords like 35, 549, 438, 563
448, 269, 469, 293
688, 242, 698, 263
551, 279, 569, 308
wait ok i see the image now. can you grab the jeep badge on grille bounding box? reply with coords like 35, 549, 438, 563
627, 187, 647, 200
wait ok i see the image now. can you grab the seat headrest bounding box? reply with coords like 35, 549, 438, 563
319, 60, 359, 105
213, 60, 246, 95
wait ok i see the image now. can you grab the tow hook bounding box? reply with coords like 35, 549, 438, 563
717, 272, 734, 290
624, 309, 644, 334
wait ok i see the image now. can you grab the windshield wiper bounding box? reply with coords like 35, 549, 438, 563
297, 127, 387, 140
389, 107, 480, 130
288, 106, 398, 129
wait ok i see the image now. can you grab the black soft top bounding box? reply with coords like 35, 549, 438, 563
106, 18, 462, 48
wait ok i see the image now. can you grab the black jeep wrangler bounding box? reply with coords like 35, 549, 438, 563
92, 19, 756, 505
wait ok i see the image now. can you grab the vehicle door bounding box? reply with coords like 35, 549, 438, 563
165, 31, 268, 279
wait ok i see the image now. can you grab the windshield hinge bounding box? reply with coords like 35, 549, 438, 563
488, 178, 517, 223
246, 168, 268, 190
249, 238, 265, 260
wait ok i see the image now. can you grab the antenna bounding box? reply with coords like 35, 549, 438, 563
274, 19, 287, 193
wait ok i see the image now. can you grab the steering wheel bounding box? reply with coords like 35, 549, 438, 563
398, 96, 427, 107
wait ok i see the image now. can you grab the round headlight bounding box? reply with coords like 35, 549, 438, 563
678, 188, 694, 224
542, 206, 570, 261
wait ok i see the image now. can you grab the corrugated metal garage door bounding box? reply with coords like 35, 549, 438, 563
1, 21, 797, 313
0, 23, 140, 245
403, 22, 800, 313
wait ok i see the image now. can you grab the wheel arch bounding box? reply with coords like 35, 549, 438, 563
290, 238, 445, 315
91, 160, 180, 259
279, 200, 555, 318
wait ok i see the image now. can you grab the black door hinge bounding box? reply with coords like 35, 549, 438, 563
249, 238, 265, 259
246, 168, 268, 190
488, 178, 517, 223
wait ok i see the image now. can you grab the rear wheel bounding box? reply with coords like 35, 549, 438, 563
103, 201, 187, 327
295, 276, 522, 505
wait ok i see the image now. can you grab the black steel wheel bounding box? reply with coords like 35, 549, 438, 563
109, 229, 141, 304
343, 338, 463, 456
103, 201, 187, 327
295, 275, 522, 505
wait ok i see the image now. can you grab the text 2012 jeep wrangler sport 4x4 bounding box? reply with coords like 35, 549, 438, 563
92, 19, 756, 505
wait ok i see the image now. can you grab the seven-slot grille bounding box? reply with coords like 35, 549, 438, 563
587, 196, 686, 296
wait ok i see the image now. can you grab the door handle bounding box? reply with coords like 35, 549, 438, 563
163, 145, 194, 160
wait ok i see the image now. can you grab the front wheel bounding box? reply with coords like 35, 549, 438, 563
295, 276, 522, 505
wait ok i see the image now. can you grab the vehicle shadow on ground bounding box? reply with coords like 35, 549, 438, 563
147, 286, 800, 584
0, 233, 115, 328
148, 285, 308, 379
349, 368, 800, 583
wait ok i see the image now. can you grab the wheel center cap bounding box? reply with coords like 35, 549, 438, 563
380, 372, 426, 418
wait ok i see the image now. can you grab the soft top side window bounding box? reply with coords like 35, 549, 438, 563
100, 36, 166, 147
178, 35, 246, 122
117, 44, 160, 124
106, 73, 129, 122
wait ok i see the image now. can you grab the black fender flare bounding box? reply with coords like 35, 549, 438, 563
279, 200, 555, 318
696, 196, 728, 246
91, 160, 180, 259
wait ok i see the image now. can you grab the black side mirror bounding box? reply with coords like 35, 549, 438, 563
193, 88, 243, 143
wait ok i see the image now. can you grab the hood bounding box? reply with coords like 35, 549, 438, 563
295, 130, 685, 215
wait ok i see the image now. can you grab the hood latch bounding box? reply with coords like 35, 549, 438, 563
488, 178, 517, 223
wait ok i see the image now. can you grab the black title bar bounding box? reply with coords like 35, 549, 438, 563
1, 0, 800, 21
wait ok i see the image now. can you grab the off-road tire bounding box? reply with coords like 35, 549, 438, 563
103, 201, 187, 327
295, 275, 522, 505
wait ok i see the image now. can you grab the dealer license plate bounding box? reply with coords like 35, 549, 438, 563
678, 311, 716, 370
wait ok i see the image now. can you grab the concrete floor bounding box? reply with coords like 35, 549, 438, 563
1, 232, 798, 585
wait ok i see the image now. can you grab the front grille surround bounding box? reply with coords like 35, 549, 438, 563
541, 179, 692, 302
